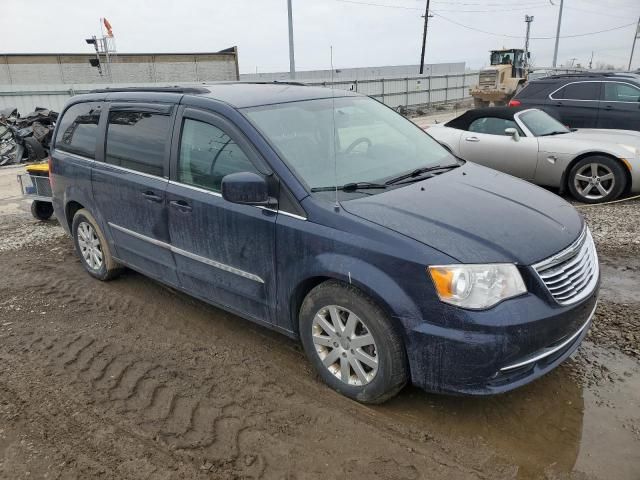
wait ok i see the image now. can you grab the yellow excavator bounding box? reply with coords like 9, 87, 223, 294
470, 49, 529, 107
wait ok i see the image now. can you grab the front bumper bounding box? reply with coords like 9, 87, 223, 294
402, 282, 599, 395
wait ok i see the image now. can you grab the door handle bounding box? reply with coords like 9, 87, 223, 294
465, 136, 480, 142
604, 105, 612, 110
169, 199, 192, 212
142, 191, 162, 203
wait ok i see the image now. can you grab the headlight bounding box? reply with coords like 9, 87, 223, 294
428, 264, 526, 309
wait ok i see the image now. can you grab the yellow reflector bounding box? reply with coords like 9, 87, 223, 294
429, 267, 454, 299
621, 158, 632, 171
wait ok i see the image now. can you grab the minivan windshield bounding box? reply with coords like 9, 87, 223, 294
518, 109, 570, 137
244, 96, 455, 195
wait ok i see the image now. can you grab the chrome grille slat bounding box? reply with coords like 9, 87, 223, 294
539, 246, 589, 279
547, 259, 592, 292
533, 226, 599, 306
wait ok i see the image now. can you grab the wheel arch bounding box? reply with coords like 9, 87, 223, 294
65, 200, 85, 231
560, 151, 631, 195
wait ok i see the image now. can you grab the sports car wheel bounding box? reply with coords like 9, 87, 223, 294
568, 156, 626, 204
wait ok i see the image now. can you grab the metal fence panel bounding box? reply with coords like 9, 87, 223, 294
0, 72, 478, 113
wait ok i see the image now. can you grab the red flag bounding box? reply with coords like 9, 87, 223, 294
103, 18, 113, 37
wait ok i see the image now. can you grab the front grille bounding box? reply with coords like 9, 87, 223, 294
479, 70, 497, 88
533, 227, 599, 305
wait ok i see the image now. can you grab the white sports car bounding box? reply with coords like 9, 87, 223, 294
427, 107, 640, 203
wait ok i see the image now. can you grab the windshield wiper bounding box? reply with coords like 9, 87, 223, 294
310, 181, 388, 192
539, 130, 570, 137
384, 163, 460, 185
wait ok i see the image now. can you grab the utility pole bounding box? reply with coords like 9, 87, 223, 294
524, 15, 534, 71
629, 16, 640, 71
287, 0, 296, 79
419, 0, 431, 74
589, 51, 594, 69
552, 0, 564, 68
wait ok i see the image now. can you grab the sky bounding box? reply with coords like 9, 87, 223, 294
1, 0, 639, 73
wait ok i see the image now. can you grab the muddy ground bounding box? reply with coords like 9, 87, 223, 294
0, 170, 639, 479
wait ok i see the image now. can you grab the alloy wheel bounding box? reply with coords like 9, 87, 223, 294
77, 221, 103, 271
312, 305, 379, 386
573, 163, 615, 200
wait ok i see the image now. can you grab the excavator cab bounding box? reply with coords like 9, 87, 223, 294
490, 49, 526, 79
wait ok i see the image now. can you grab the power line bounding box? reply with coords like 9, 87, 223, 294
564, 5, 630, 20
336, 0, 637, 40
336, 0, 549, 13
432, 12, 635, 39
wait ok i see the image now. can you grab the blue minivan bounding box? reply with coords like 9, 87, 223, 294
50, 84, 600, 403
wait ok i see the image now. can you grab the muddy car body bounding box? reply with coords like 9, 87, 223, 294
49, 84, 600, 403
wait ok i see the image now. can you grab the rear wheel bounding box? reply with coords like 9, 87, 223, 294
567, 156, 626, 204
72, 209, 122, 281
299, 280, 408, 404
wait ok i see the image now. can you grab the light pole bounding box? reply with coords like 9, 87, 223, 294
524, 15, 534, 71
551, 0, 564, 68
629, 17, 640, 71
287, 0, 296, 79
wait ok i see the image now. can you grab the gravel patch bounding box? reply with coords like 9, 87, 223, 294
578, 197, 640, 256
0, 214, 65, 253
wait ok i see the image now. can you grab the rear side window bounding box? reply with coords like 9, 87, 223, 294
553, 82, 600, 101
54, 103, 101, 158
468, 117, 519, 136
603, 82, 640, 102
105, 111, 170, 176
515, 82, 552, 99
177, 118, 259, 192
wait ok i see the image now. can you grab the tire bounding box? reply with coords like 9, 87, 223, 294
567, 155, 626, 204
71, 209, 122, 281
299, 280, 408, 404
30, 201, 53, 221
23, 137, 47, 161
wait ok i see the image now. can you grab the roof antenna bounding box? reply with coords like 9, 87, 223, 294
331, 46, 339, 212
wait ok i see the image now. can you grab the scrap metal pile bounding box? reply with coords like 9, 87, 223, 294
0, 107, 58, 166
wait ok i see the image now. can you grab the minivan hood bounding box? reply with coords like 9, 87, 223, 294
341, 163, 583, 265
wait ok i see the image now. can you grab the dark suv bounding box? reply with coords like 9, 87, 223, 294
50, 84, 599, 403
510, 73, 640, 131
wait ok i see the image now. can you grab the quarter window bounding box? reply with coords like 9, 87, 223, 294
54, 103, 101, 158
468, 117, 520, 136
554, 82, 600, 101
105, 111, 170, 176
178, 118, 258, 192
603, 82, 640, 102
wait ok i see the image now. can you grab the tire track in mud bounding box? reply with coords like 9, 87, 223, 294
0, 243, 515, 479
7, 329, 284, 478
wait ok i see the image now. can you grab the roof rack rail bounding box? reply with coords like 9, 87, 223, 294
88, 86, 211, 94
208, 80, 308, 87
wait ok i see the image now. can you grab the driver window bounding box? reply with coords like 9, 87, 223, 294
604, 82, 640, 102
178, 119, 258, 192
468, 117, 520, 136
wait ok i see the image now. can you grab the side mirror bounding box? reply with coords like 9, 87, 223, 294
505, 127, 520, 141
221, 172, 275, 207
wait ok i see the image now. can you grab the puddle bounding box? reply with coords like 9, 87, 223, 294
378, 343, 640, 479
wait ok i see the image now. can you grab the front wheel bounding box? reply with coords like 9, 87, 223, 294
299, 280, 408, 404
567, 156, 626, 204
